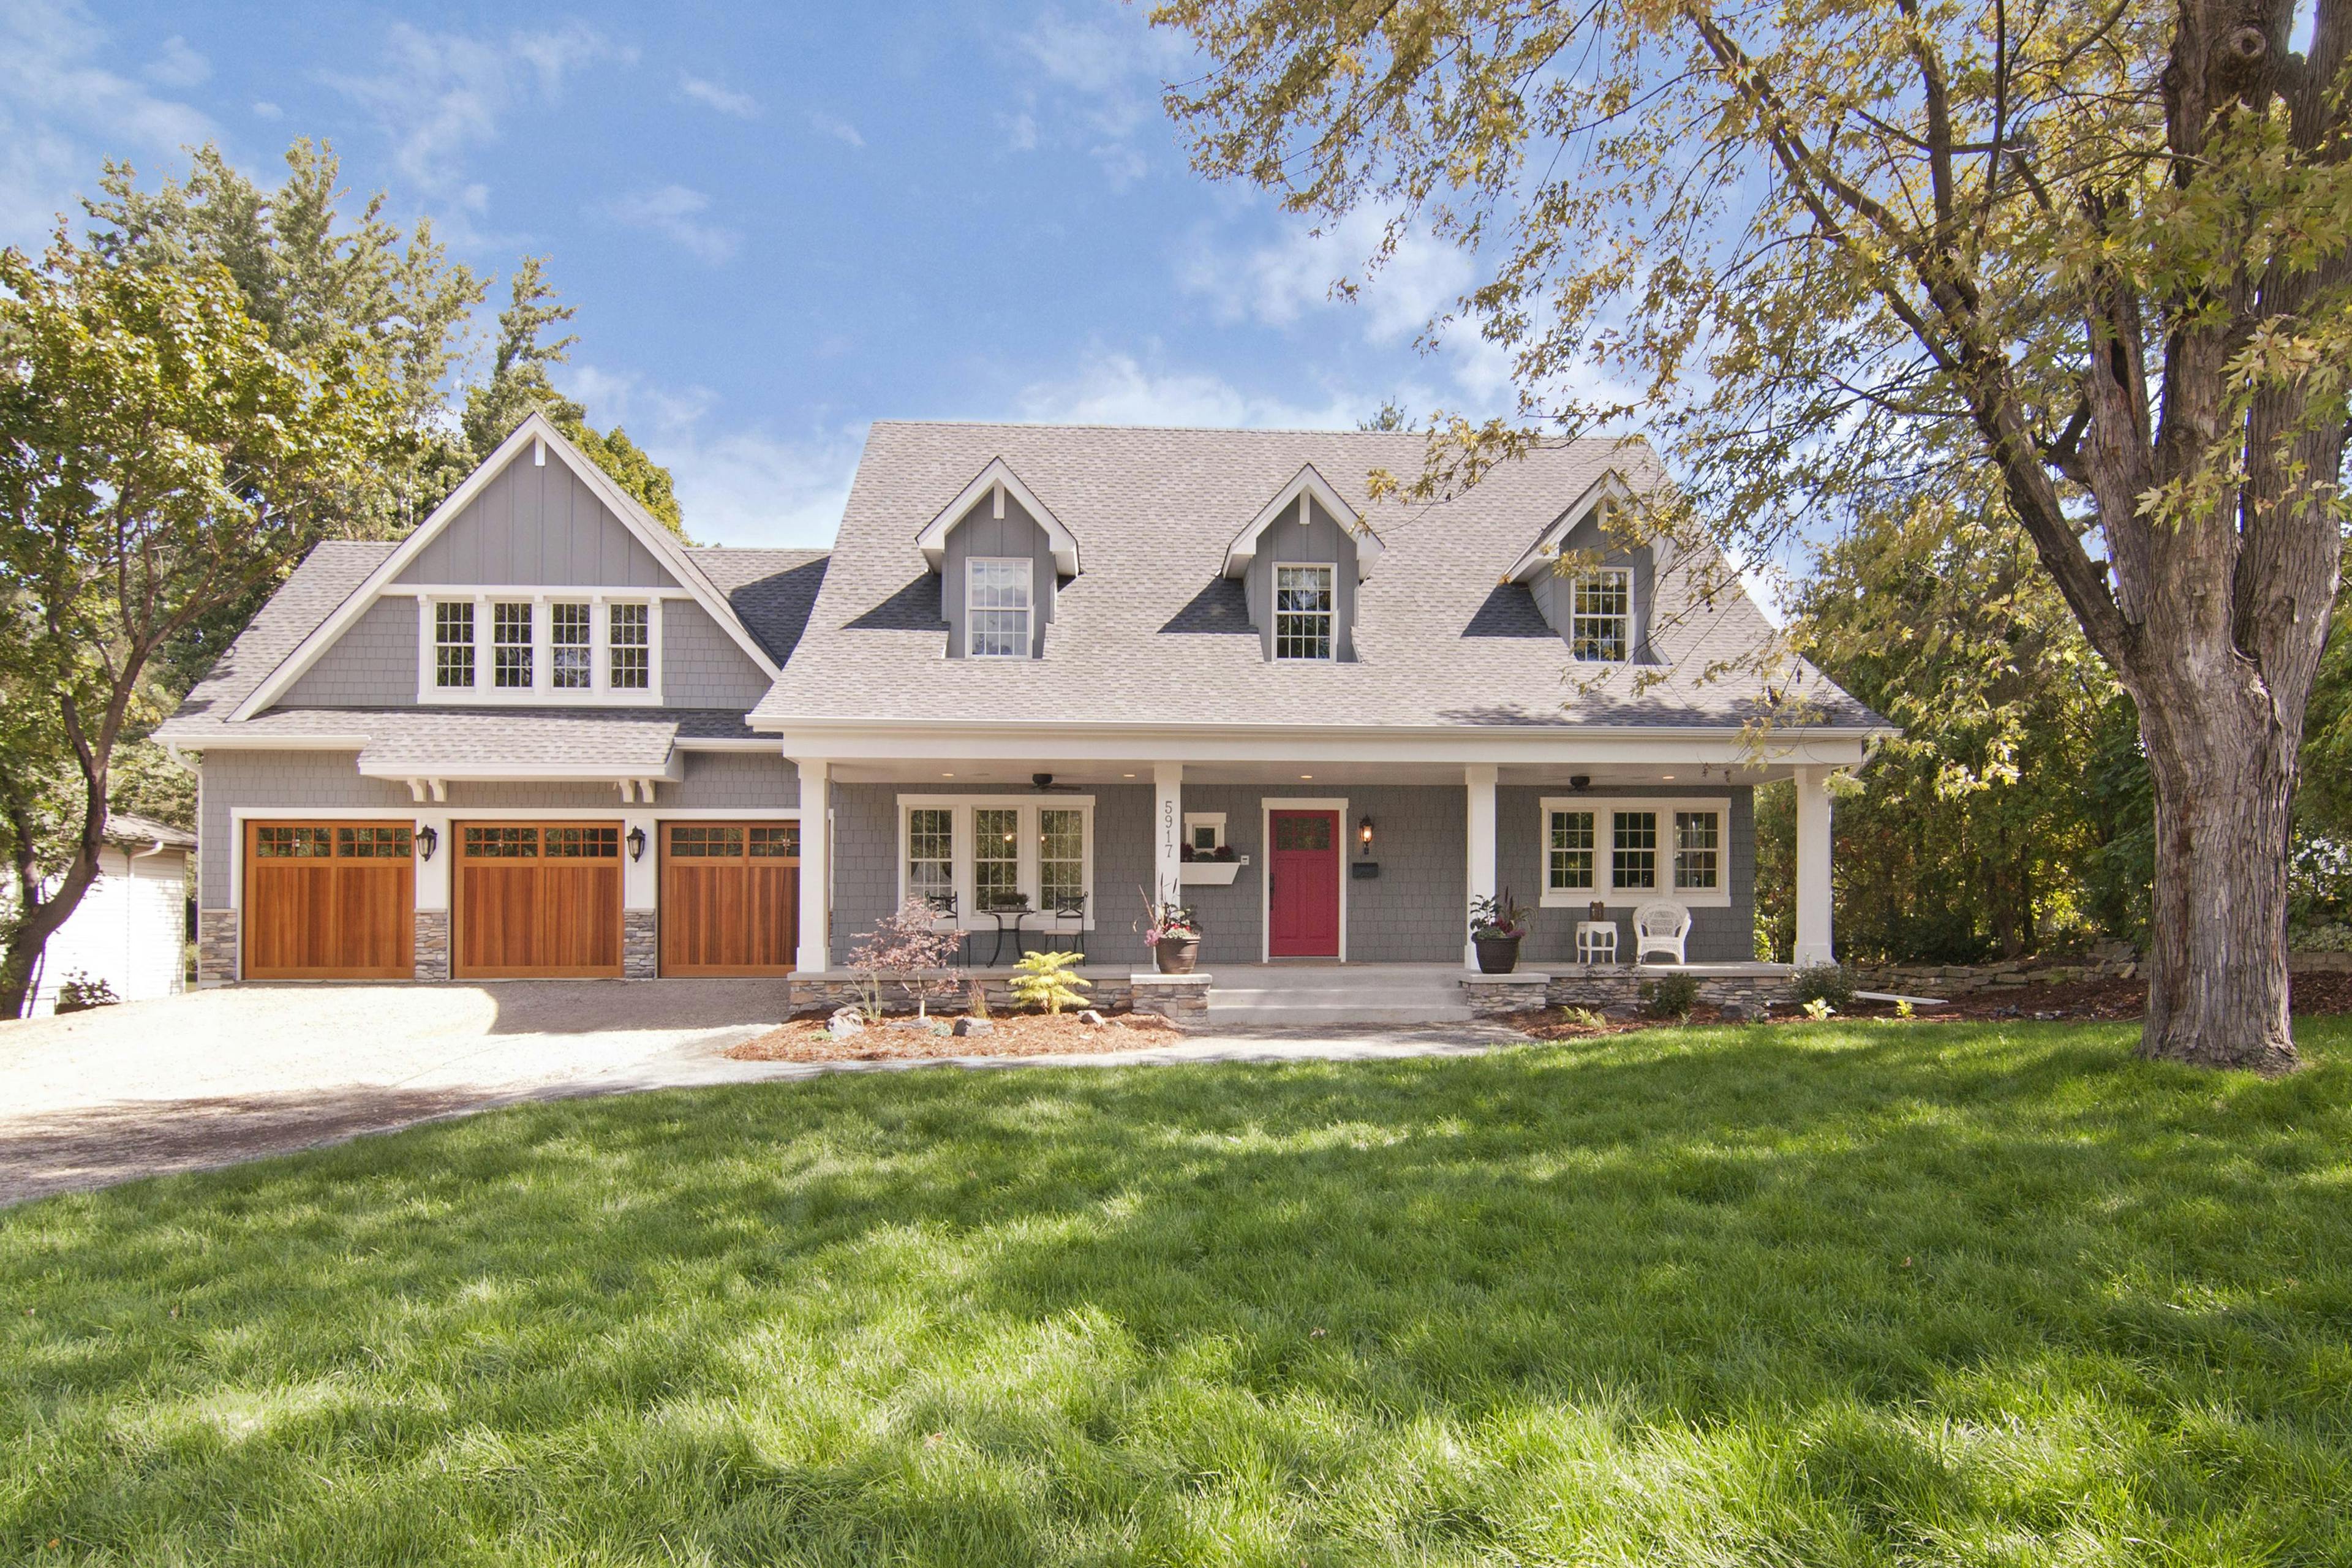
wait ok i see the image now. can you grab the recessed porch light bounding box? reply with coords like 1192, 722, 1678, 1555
1122, 772, 1136, 778
1661, 774, 1675, 780
1300, 774, 1313, 780
942, 772, 955, 778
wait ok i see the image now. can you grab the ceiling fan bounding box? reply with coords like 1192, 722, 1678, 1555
1030, 772, 1083, 792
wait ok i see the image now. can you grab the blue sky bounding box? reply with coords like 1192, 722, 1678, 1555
2, 1, 1517, 546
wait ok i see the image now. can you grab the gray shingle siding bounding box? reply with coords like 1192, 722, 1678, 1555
197, 747, 796, 903
1525, 507, 1659, 662
662, 601, 774, 707
278, 595, 418, 707
1496, 785, 1755, 963
396, 456, 673, 587
1242, 493, 1359, 662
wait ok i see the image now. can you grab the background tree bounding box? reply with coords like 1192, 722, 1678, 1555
1158, 0, 2351, 1069
463, 257, 688, 537
0, 233, 388, 1019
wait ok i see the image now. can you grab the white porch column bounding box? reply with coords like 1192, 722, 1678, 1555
1153, 762, 1183, 906
1464, 764, 1498, 968
1793, 765, 1835, 968
796, 759, 831, 973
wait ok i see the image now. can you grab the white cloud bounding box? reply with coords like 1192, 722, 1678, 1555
1001, 111, 1039, 152
601, 184, 739, 265
1014, 351, 1357, 430
1009, 6, 1192, 184
556, 363, 861, 548
0, 0, 216, 246
142, 34, 208, 87
252, 100, 283, 120
320, 22, 631, 201
807, 110, 864, 149
678, 72, 758, 118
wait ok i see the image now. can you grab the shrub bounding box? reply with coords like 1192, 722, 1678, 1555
1792, 964, 1856, 1010
848, 900, 961, 1020
55, 970, 119, 1014
1638, 970, 1700, 1021
1011, 949, 1091, 1014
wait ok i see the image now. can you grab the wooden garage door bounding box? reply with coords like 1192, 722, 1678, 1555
454, 823, 624, 978
660, 822, 799, 976
244, 822, 414, 979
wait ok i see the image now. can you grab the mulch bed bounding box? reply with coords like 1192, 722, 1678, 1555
726, 1011, 1187, 1063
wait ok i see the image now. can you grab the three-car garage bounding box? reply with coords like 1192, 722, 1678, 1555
238, 816, 801, 981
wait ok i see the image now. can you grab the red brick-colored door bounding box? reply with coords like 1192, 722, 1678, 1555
1267, 810, 1340, 957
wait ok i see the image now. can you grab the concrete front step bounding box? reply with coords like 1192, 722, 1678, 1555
1205, 967, 1476, 1025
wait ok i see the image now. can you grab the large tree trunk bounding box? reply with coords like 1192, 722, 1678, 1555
0, 852, 100, 1020
2129, 653, 2302, 1073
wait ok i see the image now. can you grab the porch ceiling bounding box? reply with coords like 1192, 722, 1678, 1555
823, 758, 1808, 787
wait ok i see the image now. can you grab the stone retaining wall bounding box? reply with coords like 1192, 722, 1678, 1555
1852, 941, 2139, 996
1544, 970, 1793, 1014
1130, 974, 1210, 1026
786, 970, 1136, 1017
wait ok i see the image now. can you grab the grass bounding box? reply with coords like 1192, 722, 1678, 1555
4, 1020, 2351, 1566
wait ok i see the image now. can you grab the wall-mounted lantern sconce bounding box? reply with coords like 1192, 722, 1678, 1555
627, 826, 648, 862
415, 824, 439, 861
1358, 815, 1374, 855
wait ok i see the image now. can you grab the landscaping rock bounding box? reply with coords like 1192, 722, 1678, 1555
952, 1017, 993, 1038
827, 1008, 864, 1039
1078, 1010, 1106, 1027
1719, 1000, 1764, 1023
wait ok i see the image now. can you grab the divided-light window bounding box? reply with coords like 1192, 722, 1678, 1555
1540, 797, 1730, 907
420, 595, 659, 703
1570, 568, 1632, 662
900, 797, 1095, 927
967, 557, 1033, 658
1274, 564, 1334, 661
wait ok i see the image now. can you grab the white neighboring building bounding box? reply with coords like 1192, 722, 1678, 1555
12, 812, 197, 1017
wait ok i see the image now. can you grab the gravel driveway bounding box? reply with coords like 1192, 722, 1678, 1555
0, 983, 1515, 1207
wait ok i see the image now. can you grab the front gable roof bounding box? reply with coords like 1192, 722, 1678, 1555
914, 458, 1082, 576
232, 413, 781, 720
1220, 462, 1384, 580
1501, 469, 1648, 584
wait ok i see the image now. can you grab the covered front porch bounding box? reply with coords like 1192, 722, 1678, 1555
780, 731, 1858, 992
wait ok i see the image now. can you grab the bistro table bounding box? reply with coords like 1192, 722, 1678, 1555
981, 894, 1031, 966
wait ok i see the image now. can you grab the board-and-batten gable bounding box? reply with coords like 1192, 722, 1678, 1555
938, 491, 1059, 658
231, 413, 780, 722
1242, 491, 1360, 662
393, 451, 673, 587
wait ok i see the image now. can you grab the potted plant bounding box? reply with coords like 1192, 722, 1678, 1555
1140, 892, 1203, 974
1469, 892, 1531, 974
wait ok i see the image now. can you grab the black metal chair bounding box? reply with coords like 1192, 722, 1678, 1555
1028, 894, 1087, 956
924, 892, 965, 970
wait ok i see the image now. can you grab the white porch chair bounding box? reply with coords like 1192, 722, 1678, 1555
1633, 902, 1692, 964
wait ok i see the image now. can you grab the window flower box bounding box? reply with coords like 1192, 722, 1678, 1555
1179, 858, 1246, 886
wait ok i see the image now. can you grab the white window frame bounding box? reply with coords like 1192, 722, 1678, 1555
1183, 812, 1228, 853
415, 592, 663, 706
964, 556, 1035, 659
1568, 567, 1634, 663
1538, 796, 1730, 907
895, 794, 1096, 929
1273, 562, 1336, 662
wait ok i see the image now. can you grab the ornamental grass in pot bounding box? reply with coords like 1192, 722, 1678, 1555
1469, 892, 1532, 974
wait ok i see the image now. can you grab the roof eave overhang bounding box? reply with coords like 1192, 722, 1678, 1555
352, 755, 688, 785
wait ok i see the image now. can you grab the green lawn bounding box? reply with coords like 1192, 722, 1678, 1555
5, 1021, 2351, 1566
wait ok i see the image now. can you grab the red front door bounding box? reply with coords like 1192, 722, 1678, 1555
1268, 810, 1341, 957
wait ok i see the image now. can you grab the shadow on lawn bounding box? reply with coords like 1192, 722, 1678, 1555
6, 1022, 2350, 1563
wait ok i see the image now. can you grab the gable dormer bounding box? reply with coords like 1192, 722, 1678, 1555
238, 413, 780, 718
1502, 470, 1660, 664
1222, 464, 1384, 663
916, 459, 1080, 660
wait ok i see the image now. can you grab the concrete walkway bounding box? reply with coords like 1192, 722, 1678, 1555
0, 982, 1520, 1207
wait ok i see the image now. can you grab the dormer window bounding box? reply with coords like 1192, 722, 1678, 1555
1274, 564, 1335, 661
967, 557, 1033, 658
1569, 568, 1632, 662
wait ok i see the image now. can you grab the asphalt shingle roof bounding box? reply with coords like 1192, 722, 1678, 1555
750, 421, 1878, 733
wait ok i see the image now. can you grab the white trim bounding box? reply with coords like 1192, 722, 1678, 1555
1222, 464, 1382, 580
236, 412, 777, 720
1536, 796, 1731, 908
1257, 796, 1349, 963
963, 556, 1036, 659
915, 458, 1082, 576
1502, 469, 1646, 584
894, 794, 1098, 932
375, 583, 696, 600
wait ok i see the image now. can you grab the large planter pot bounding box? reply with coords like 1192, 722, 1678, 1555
1473, 933, 1523, 974
1154, 937, 1201, 974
